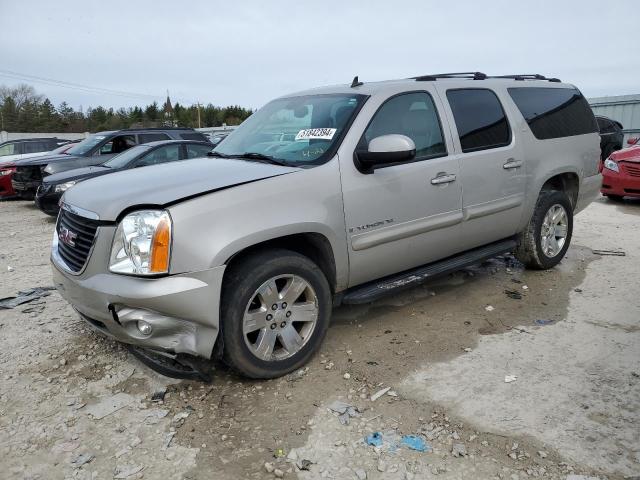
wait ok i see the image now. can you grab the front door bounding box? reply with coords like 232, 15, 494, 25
339, 90, 464, 287
437, 87, 525, 249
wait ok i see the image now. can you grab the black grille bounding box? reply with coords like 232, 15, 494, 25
56, 209, 100, 272
14, 165, 42, 183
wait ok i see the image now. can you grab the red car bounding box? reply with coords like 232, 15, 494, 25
600, 138, 640, 200
0, 142, 78, 199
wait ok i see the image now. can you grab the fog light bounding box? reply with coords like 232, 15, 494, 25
137, 320, 153, 336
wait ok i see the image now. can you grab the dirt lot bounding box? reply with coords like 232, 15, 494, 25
0, 198, 638, 480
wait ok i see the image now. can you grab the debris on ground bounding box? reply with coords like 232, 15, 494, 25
354, 467, 367, 479
451, 443, 467, 457
273, 447, 286, 458
151, 388, 167, 402
0, 286, 55, 309
70, 453, 94, 468
504, 289, 523, 300
84, 393, 135, 420
297, 459, 313, 471
264, 462, 275, 473
485, 305, 495, 312
401, 435, 431, 452
504, 375, 518, 383
535, 319, 553, 325
370, 386, 391, 401
592, 249, 626, 256
365, 432, 383, 447
113, 464, 145, 479
327, 400, 361, 425
171, 410, 191, 428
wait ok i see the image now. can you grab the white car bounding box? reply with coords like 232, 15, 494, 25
0, 137, 71, 163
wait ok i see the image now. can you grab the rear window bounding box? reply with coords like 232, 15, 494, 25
446, 89, 511, 153
180, 132, 209, 142
508, 87, 598, 140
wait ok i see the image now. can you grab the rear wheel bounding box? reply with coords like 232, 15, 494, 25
515, 190, 573, 270
220, 249, 331, 378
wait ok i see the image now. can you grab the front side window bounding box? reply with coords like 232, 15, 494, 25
98, 135, 136, 155
446, 89, 511, 153
65, 135, 108, 156
508, 87, 598, 140
135, 144, 181, 167
186, 144, 213, 159
23, 142, 48, 154
0, 143, 17, 156
103, 145, 150, 169
360, 92, 446, 159
214, 94, 367, 165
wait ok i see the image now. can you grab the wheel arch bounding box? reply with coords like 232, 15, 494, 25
539, 171, 580, 210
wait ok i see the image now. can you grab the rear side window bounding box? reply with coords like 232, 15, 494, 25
139, 133, 170, 143
362, 92, 446, 159
446, 89, 511, 153
180, 132, 209, 142
23, 142, 49, 154
508, 87, 598, 140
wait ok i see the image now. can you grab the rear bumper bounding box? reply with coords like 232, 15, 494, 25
601, 168, 640, 198
575, 173, 602, 214
51, 238, 226, 359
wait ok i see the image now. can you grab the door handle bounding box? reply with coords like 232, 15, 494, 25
503, 159, 523, 169
430, 173, 457, 185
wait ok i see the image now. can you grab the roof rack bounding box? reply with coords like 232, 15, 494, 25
413, 72, 488, 81
492, 74, 562, 83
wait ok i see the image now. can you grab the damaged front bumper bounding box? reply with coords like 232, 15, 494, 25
52, 234, 225, 359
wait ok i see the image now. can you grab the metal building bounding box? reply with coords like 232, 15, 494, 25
589, 94, 640, 143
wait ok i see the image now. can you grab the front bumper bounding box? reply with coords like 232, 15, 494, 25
601, 167, 640, 198
0, 172, 16, 198
51, 230, 226, 359
35, 186, 62, 215
11, 179, 41, 198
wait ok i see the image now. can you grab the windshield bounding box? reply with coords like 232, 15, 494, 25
103, 144, 150, 168
214, 94, 366, 165
65, 134, 109, 156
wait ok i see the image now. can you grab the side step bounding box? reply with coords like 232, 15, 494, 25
341, 238, 517, 305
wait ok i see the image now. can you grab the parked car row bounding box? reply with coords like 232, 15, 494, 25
42, 73, 604, 380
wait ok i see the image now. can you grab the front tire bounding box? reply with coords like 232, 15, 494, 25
220, 249, 331, 379
515, 190, 573, 270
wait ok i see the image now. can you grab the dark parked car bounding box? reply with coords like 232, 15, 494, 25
12, 128, 210, 199
36, 140, 214, 215
0, 137, 73, 162
596, 115, 624, 160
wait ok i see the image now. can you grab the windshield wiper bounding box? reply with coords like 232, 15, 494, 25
235, 152, 289, 166
207, 151, 231, 158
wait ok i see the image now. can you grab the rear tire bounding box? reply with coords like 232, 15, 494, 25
220, 249, 331, 379
515, 190, 573, 270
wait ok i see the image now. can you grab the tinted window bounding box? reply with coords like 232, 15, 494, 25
186, 144, 213, 158
362, 92, 446, 159
139, 133, 170, 143
446, 89, 511, 153
180, 132, 209, 142
23, 141, 49, 154
508, 87, 598, 140
98, 135, 136, 155
135, 144, 181, 167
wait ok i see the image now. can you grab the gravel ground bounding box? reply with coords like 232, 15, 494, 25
0, 197, 638, 480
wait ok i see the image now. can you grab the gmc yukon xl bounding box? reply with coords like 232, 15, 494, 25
51, 72, 602, 379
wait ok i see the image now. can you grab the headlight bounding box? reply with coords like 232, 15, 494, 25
54, 181, 77, 192
603, 158, 619, 173
0, 169, 13, 176
109, 210, 172, 275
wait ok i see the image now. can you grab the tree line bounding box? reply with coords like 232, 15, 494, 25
0, 84, 253, 133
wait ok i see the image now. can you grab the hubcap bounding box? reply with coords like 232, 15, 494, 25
540, 204, 568, 258
242, 274, 319, 361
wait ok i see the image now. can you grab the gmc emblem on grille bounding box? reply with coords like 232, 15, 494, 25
59, 226, 77, 247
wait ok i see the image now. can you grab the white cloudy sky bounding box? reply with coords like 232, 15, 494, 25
0, 0, 638, 110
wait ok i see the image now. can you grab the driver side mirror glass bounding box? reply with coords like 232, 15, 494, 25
355, 134, 416, 173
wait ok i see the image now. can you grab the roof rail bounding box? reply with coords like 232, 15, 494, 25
491, 74, 562, 83
413, 72, 487, 81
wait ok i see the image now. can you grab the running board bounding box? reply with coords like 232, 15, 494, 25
341, 238, 517, 305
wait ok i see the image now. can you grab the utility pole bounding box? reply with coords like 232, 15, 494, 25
197, 103, 201, 128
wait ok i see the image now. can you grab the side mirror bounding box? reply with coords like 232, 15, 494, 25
627, 137, 639, 146
355, 134, 416, 173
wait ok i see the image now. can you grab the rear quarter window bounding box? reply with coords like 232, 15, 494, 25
508, 87, 598, 140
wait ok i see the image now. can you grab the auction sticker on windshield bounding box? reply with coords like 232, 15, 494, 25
295, 128, 336, 141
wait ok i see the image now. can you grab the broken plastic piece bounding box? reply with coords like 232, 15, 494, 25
401, 435, 431, 452
365, 432, 383, 447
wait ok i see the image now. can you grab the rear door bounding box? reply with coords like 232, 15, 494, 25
436, 87, 525, 249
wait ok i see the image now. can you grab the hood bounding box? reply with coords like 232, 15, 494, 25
16, 153, 80, 166
62, 157, 301, 221
0, 160, 15, 169
43, 165, 111, 185
610, 145, 640, 164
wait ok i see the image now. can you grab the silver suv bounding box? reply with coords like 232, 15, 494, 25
51, 72, 602, 379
